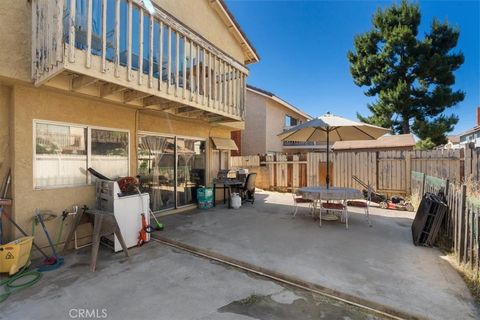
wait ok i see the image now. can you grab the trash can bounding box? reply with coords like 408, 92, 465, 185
197, 187, 213, 209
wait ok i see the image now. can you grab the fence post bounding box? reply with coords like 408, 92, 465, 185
476, 210, 479, 277
420, 172, 426, 196
470, 201, 474, 270
405, 152, 412, 195
464, 144, 472, 180
458, 184, 467, 265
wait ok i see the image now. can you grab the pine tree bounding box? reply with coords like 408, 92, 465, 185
348, 0, 464, 145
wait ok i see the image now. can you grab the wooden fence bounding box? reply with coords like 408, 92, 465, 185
231, 146, 475, 195
412, 171, 480, 275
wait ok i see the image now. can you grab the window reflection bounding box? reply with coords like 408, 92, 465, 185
35, 123, 87, 187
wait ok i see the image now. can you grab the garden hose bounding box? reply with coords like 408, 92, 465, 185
0, 265, 42, 303
0, 220, 42, 303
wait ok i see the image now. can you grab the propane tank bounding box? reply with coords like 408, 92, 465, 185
231, 193, 241, 209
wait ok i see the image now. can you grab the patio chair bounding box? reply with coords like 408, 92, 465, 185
317, 190, 348, 230
291, 191, 314, 217
240, 173, 257, 204
346, 200, 372, 227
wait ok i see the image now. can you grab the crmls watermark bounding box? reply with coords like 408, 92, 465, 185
68, 308, 108, 319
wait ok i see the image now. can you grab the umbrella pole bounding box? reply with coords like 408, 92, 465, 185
326, 129, 330, 189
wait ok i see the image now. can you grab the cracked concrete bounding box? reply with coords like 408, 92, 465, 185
157, 190, 479, 320
1, 240, 380, 320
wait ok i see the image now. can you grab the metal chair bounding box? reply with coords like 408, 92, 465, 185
241, 173, 257, 204
317, 189, 348, 230
292, 190, 314, 217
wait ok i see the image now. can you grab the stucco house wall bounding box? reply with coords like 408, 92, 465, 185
0, 0, 256, 249
242, 88, 310, 155
241, 90, 267, 155
10, 84, 231, 247
265, 99, 307, 153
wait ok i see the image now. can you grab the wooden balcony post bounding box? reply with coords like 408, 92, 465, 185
212, 55, 217, 108
175, 31, 179, 96
226, 64, 231, 114
158, 21, 163, 91
242, 73, 246, 118
148, 14, 154, 88
167, 25, 171, 91
196, 44, 200, 103
68, 0, 76, 63
101, 0, 107, 72
208, 51, 212, 108
86, 0, 93, 68
31, 0, 37, 79
55, 0, 64, 64
221, 60, 225, 112
235, 69, 240, 116
138, 9, 144, 85
238, 71, 242, 116
127, 0, 132, 81
233, 68, 237, 115
182, 35, 187, 99
202, 48, 206, 105
114, 0, 120, 77
189, 39, 193, 100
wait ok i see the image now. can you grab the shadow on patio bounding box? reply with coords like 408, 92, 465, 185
153, 190, 479, 320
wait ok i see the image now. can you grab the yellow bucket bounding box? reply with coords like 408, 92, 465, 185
0, 236, 34, 276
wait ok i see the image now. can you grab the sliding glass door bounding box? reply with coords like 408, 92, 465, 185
138, 135, 175, 211
138, 134, 206, 212
177, 139, 206, 207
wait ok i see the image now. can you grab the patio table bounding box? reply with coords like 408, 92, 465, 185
297, 187, 364, 222
297, 187, 363, 201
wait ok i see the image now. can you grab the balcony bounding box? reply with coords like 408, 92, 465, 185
31, 0, 247, 123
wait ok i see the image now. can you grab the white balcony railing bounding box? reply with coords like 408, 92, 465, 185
32, 0, 248, 122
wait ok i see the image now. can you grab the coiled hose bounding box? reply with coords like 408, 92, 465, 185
0, 220, 43, 303
0, 265, 42, 303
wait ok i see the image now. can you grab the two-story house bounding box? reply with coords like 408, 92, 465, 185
234, 85, 313, 155
458, 107, 480, 147
0, 0, 258, 242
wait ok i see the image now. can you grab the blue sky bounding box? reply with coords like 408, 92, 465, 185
226, 0, 480, 135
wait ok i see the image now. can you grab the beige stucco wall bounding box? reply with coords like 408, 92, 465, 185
266, 100, 309, 153
0, 0, 245, 251
10, 84, 230, 250
241, 90, 267, 155
0, 0, 248, 85
155, 0, 246, 63
0, 1, 31, 83
0, 84, 11, 174
242, 90, 310, 155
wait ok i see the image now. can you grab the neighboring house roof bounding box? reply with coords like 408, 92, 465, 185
332, 134, 415, 151
212, 0, 260, 64
447, 135, 460, 144
246, 84, 312, 120
458, 126, 480, 138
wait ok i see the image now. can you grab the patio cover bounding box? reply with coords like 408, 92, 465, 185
211, 137, 238, 151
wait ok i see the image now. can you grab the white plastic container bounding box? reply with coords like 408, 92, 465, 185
231, 193, 242, 209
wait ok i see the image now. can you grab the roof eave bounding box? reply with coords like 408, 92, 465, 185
246, 86, 312, 120
213, 0, 260, 64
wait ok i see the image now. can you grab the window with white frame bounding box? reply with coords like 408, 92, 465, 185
34, 121, 129, 189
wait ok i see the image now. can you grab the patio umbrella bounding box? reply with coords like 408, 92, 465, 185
278, 112, 390, 188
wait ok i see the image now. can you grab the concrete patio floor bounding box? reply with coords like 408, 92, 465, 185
154, 190, 479, 320
1, 239, 382, 320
